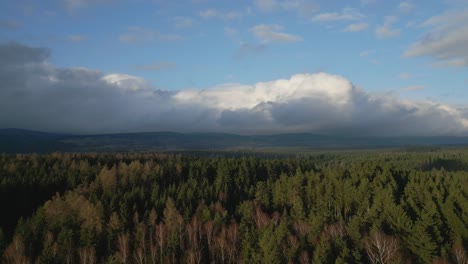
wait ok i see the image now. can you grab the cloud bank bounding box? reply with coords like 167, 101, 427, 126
1, 42, 467, 136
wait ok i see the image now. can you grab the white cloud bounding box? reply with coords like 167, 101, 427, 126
360, 49, 376, 57
376, 16, 400, 38
173, 16, 193, 29
254, 0, 278, 12
361, 0, 376, 5
68, 35, 86, 42
1, 43, 468, 136
312, 8, 364, 22
199, 9, 242, 20
344, 23, 368, 32
253, 0, 319, 16
250, 24, 301, 42
398, 2, 414, 13
405, 9, 468, 67
225, 27, 237, 35
119, 27, 182, 44
399, 72, 411, 79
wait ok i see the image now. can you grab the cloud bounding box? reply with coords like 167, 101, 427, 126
399, 72, 411, 79
119, 27, 182, 44
376, 16, 400, 38
254, 0, 278, 12
63, 0, 114, 10
199, 9, 242, 20
405, 9, 468, 67
344, 23, 368, 32
360, 49, 376, 57
1, 42, 467, 136
236, 43, 267, 58
361, 0, 376, 5
250, 24, 301, 42
0, 19, 21, 31
135, 62, 175, 71
224, 27, 238, 38
404, 85, 425, 91
312, 8, 364, 22
254, 0, 319, 16
398, 2, 414, 13
68, 35, 87, 42
173, 16, 193, 29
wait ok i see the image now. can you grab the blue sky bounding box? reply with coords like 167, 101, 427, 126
0, 0, 468, 135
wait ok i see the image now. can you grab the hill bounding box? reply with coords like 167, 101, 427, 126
1, 128, 468, 153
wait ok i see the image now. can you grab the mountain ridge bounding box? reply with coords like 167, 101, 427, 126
1, 128, 468, 153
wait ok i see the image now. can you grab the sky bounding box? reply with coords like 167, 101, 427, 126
0, 0, 468, 136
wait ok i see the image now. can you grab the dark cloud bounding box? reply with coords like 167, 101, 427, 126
0, 42, 467, 136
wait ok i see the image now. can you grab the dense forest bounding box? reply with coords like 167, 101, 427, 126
0, 150, 467, 263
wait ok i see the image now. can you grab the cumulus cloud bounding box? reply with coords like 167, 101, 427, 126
1, 42, 468, 136
399, 72, 411, 79
68, 35, 87, 42
376, 16, 400, 39
253, 0, 319, 16
360, 49, 376, 57
405, 9, 468, 67
250, 24, 301, 42
312, 8, 364, 22
199, 9, 242, 20
344, 23, 368, 32
398, 2, 414, 13
173, 16, 193, 29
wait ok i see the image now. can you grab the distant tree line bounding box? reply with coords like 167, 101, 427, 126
0, 150, 467, 263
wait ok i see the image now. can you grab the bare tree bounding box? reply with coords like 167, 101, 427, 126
134, 247, 145, 264
186, 216, 202, 264
298, 251, 310, 264
148, 231, 157, 264
253, 205, 270, 229
215, 225, 228, 263
117, 232, 130, 264
365, 231, 401, 264
78, 247, 95, 264
453, 243, 467, 264
204, 221, 216, 261
3, 235, 29, 264
227, 221, 239, 264
155, 223, 166, 264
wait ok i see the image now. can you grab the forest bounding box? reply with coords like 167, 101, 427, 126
0, 149, 467, 263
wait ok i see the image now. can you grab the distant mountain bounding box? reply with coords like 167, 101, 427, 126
1, 128, 468, 153
0, 129, 72, 153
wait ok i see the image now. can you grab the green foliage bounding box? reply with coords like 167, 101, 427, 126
0, 150, 467, 263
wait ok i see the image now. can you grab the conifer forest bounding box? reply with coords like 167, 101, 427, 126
0, 150, 467, 263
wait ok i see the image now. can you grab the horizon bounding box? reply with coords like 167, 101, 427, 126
3, 127, 468, 139
1, 0, 468, 136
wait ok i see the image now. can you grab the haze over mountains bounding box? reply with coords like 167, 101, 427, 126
1, 128, 468, 153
